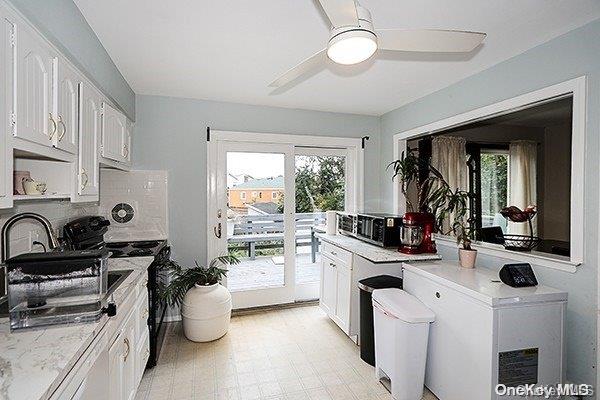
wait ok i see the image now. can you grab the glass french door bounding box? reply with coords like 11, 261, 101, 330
213, 141, 296, 309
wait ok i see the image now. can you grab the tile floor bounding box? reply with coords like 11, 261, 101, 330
136, 306, 437, 400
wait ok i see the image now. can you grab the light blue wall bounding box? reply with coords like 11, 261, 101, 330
379, 19, 600, 386
6, 0, 135, 120
133, 95, 381, 267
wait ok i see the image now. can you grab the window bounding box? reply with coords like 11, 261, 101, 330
480, 150, 509, 230
272, 191, 278, 199
251, 191, 257, 198
240, 191, 246, 200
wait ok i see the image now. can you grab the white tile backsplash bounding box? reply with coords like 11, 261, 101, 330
100, 170, 168, 242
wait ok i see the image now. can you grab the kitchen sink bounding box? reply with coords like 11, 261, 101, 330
107, 270, 133, 297
0, 269, 134, 320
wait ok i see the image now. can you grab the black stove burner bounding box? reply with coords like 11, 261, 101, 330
132, 241, 161, 249
106, 242, 129, 249
128, 249, 153, 257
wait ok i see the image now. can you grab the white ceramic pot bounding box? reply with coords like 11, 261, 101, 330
181, 283, 232, 342
458, 248, 477, 268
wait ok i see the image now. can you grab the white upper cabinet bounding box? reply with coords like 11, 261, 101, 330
102, 102, 127, 163
74, 81, 101, 201
55, 59, 80, 154
13, 21, 56, 147
0, 15, 11, 208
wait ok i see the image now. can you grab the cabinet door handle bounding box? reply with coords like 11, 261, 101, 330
57, 115, 66, 141
48, 113, 57, 140
123, 337, 130, 363
331, 251, 337, 256
214, 223, 222, 238
122, 144, 129, 158
329, 262, 336, 268
80, 168, 89, 190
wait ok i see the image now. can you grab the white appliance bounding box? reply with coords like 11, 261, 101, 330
270, 0, 486, 89
402, 261, 567, 400
372, 288, 435, 400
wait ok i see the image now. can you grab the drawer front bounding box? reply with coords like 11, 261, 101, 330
322, 242, 352, 267
403, 269, 493, 399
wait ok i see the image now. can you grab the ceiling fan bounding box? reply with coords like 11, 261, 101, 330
269, 0, 486, 88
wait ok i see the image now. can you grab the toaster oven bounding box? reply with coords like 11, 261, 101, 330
356, 213, 402, 247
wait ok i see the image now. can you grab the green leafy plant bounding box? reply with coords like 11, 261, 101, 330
160, 255, 239, 307
388, 149, 475, 247
387, 149, 448, 214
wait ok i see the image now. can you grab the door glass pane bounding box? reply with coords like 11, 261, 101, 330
294, 154, 346, 287
226, 152, 286, 292
480, 152, 509, 230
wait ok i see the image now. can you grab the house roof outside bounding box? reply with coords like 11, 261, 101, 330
247, 202, 280, 215
232, 176, 284, 189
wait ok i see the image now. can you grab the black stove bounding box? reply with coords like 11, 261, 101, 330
105, 240, 166, 258
63, 216, 169, 370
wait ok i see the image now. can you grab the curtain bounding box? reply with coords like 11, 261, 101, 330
431, 136, 468, 234
508, 140, 537, 235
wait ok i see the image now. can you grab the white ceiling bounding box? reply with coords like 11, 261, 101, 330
74, 0, 600, 116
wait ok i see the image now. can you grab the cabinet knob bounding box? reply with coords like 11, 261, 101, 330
435, 292, 441, 299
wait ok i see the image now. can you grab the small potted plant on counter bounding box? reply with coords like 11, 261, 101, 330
438, 188, 477, 268
161, 255, 239, 342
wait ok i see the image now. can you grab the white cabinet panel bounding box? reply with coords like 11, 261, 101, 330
108, 332, 124, 400
121, 314, 137, 400
55, 59, 79, 154
0, 16, 11, 208
320, 254, 337, 317
333, 263, 351, 334
74, 81, 100, 200
102, 102, 127, 162
14, 21, 56, 147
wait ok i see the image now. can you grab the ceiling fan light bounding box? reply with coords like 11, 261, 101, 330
327, 30, 377, 65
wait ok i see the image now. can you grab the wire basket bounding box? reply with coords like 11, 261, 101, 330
500, 234, 540, 251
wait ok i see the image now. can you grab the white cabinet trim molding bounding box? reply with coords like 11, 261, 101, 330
391, 76, 587, 271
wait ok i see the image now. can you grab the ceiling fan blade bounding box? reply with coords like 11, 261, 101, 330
376, 29, 486, 52
269, 49, 327, 88
316, 0, 358, 28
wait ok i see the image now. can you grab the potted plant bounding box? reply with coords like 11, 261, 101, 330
161, 255, 239, 342
438, 187, 477, 268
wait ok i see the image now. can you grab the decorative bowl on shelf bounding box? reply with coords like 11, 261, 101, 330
499, 234, 540, 252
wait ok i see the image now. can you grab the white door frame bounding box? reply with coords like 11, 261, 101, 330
214, 140, 295, 309
207, 130, 364, 308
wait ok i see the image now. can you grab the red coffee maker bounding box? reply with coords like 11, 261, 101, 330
399, 212, 437, 254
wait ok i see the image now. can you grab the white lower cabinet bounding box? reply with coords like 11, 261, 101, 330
319, 241, 404, 340
319, 246, 352, 335
53, 272, 149, 400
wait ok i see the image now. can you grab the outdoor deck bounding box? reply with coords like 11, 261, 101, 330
226, 251, 321, 292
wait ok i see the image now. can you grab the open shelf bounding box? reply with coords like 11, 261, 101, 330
13, 194, 70, 201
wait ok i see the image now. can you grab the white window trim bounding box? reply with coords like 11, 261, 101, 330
392, 76, 586, 273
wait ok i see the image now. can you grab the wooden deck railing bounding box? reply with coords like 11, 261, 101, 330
227, 212, 325, 260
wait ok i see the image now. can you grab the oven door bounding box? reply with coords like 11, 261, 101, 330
357, 215, 374, 240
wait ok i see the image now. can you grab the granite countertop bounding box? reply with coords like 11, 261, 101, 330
403, 260, 567, 306
316, 233, 442, 263
0, 256, 154, 400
